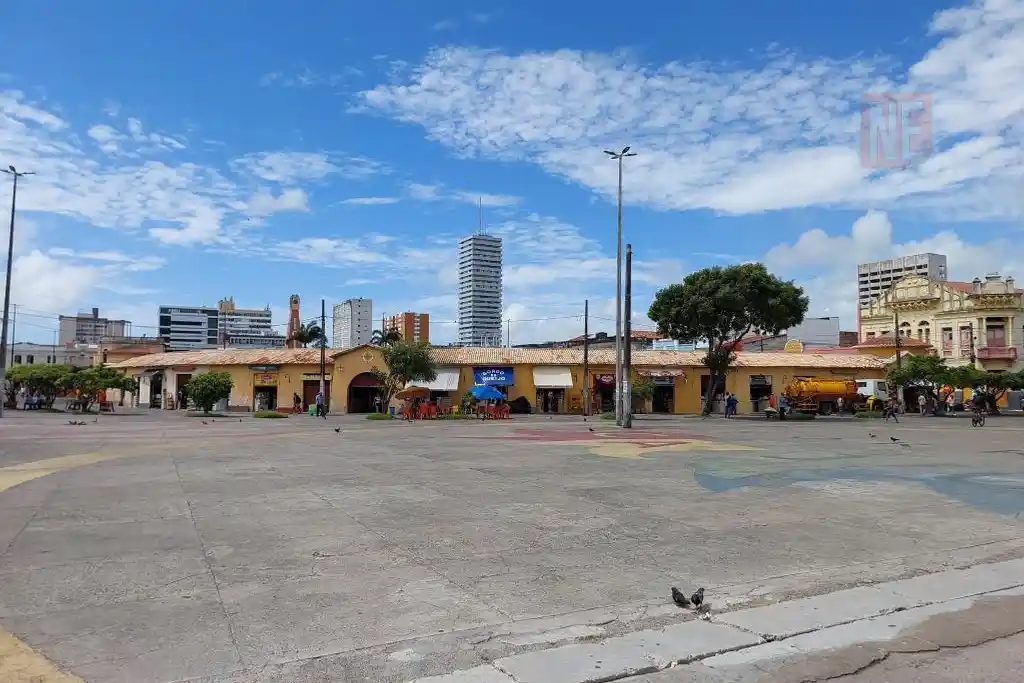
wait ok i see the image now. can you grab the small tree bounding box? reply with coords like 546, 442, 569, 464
64, 365, 135, 412
370, 340, 438, 408
185, 372, 234, 413
976, 370, 1024, 414
370, 329, 402, 345
6, 364, 74, 408
292, 322, 326, 348
648, 263, 807, 414
631, 375, 656, 414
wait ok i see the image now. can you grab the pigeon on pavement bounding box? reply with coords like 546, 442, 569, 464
691, 588, 705, 607
588, 427, 595, 432
890, 436, 899, 442
869, 433, 877, 438
671, 587, 691, 608
334, 427, 341, 433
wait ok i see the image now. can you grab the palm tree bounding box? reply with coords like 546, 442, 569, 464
370, 329, 402, 346
292, 322, 326, 348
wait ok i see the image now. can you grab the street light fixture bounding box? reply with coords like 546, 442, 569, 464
0, 166, 35, 419
604, 146, 636, 426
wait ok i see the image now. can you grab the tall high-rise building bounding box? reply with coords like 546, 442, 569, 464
217, 297, 284, 349
158, 305, 219, 350
457, 234, 503, 347
333, 298, 373, 349
58, 308, 128, 344
858, 253, 948, 306
383, 312, 430, 343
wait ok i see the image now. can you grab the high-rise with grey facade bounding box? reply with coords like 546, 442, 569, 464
457, 234, 503, 347
217, 297, 284, 349
158, 305, 219, 350
333, 298, 373, 349
857, 253, 948, 306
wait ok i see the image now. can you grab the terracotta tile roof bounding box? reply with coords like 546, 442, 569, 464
110, 347, 333, 369
853, 335, 933, 349
113, 345, 887, 371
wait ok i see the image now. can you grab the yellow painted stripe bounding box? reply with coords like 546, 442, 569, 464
0, 631, 85, 683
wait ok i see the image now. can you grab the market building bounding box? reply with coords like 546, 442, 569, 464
111, 346, 888, 415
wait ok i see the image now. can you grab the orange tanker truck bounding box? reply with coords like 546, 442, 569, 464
782, 378, 866, 415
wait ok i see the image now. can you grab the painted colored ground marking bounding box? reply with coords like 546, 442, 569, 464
485, 427, 761, 459
0, 631, 85, 683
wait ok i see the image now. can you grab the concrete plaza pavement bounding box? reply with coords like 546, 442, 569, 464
0, 410, 1021, 682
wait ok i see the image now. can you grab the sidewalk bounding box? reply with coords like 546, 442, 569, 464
407, 558, 1024, 683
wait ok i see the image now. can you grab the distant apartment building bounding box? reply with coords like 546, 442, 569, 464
333, 298, 373, 349
383, 312, 429, 343
158, 305, 219, 351
217, 297, 284, 349
457, 234, 503, 347
858, 253, 947, 306
58, 308, 127, 345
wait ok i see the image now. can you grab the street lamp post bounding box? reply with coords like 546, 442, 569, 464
0, 166, 34, 419
604, 146, 636, 426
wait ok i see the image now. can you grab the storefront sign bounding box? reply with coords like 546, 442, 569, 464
249, 364, 280, 372
749, 375, 772, 386
300, 373, 330, 381
784, 340, 804, 353
473, 367, 514, 385
253, 373, 278, 387
653, 376, 675, 386
594, 375, 615, 386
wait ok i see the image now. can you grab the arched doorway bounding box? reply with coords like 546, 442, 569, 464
348, 372, 382, 413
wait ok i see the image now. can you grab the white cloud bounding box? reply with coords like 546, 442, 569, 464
360, 0, 1024, 219
247, 187, 310, 216
231, 151, 386, 184
0, 90, 335, 246
339, 196, 400, 205
764, 209, 1024, 329
86, 119, 185, 156
407, 182, 519, 206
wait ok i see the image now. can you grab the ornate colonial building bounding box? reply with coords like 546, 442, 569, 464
859, 273, 1023, 371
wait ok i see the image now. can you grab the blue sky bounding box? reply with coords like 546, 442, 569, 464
1, 0, 1022, 345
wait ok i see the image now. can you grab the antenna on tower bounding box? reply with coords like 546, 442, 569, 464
477, 196, 484, 234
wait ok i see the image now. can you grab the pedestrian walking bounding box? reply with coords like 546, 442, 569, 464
315, 390, 326, 419
293, 392, 302, 413
917, 393, 927, 415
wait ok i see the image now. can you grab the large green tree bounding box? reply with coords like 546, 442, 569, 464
64, 365, 136, 412
648, 263, 808, 414
5, 364, 74, 408
370, 340, 438, 409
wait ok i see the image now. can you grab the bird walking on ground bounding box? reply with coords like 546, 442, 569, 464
588, 427, 595, 432
671, 587, 691, 608
890, 436, 899, 443
869, 433, 877, 438
334, 427, 341, 433
691, 588, 705, 607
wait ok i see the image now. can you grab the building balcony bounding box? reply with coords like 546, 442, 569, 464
976, 346, 1018, 361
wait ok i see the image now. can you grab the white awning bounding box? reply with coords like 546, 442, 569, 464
408, 368, 460, 392
533, 366, 574, 389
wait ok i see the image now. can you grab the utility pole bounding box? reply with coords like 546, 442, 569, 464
51, 329, 56, 364
0, 166, 35, 419
604, 146, 636, 426
623, 244, 633, 428
8, 304, 15, 367
968, 322, 976, 366
506, 319, 511, 348
320, 299, 327, 411
582, 300, 590, 417
894, 310, 902, 370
